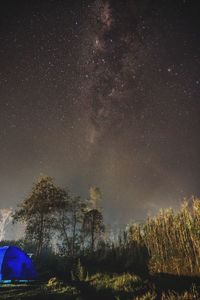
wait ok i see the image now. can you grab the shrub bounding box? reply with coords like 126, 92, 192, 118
71, 259, 88, 281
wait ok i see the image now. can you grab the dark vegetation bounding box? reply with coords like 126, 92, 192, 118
0, 176, 200, 299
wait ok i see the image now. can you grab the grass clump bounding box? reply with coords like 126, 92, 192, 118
47, 277, 63, 288
46, 277, 80, 296
135, 291, 157, 300
89, 272, 143, 293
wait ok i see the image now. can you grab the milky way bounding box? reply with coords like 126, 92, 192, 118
0, 0, 200, 222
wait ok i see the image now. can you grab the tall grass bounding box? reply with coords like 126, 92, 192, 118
128, 198, 200, 275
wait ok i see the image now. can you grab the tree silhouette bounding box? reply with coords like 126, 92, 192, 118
13, 176, 66, 257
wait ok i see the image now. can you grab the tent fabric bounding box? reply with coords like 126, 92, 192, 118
0, 246, 37, 281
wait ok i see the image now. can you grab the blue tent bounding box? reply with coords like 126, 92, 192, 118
0, 246, 37, 282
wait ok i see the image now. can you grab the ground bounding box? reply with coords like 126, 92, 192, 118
0, 273, 200, 300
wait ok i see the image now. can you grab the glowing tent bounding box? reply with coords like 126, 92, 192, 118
0, 246, 37, 282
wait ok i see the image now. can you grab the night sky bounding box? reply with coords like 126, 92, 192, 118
0, 0, 200, 223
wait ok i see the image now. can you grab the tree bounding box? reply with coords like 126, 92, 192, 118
13, 176, 66, 257
82, 187, 104, 253
83, 209, 104, 253
56, 195, 86, 257
88, 187, 102, 210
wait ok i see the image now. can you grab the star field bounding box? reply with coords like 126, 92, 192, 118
0, 0, 199, 222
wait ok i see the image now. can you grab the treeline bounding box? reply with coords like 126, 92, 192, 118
13, 176, 105, 259
12, 176, 200, 278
